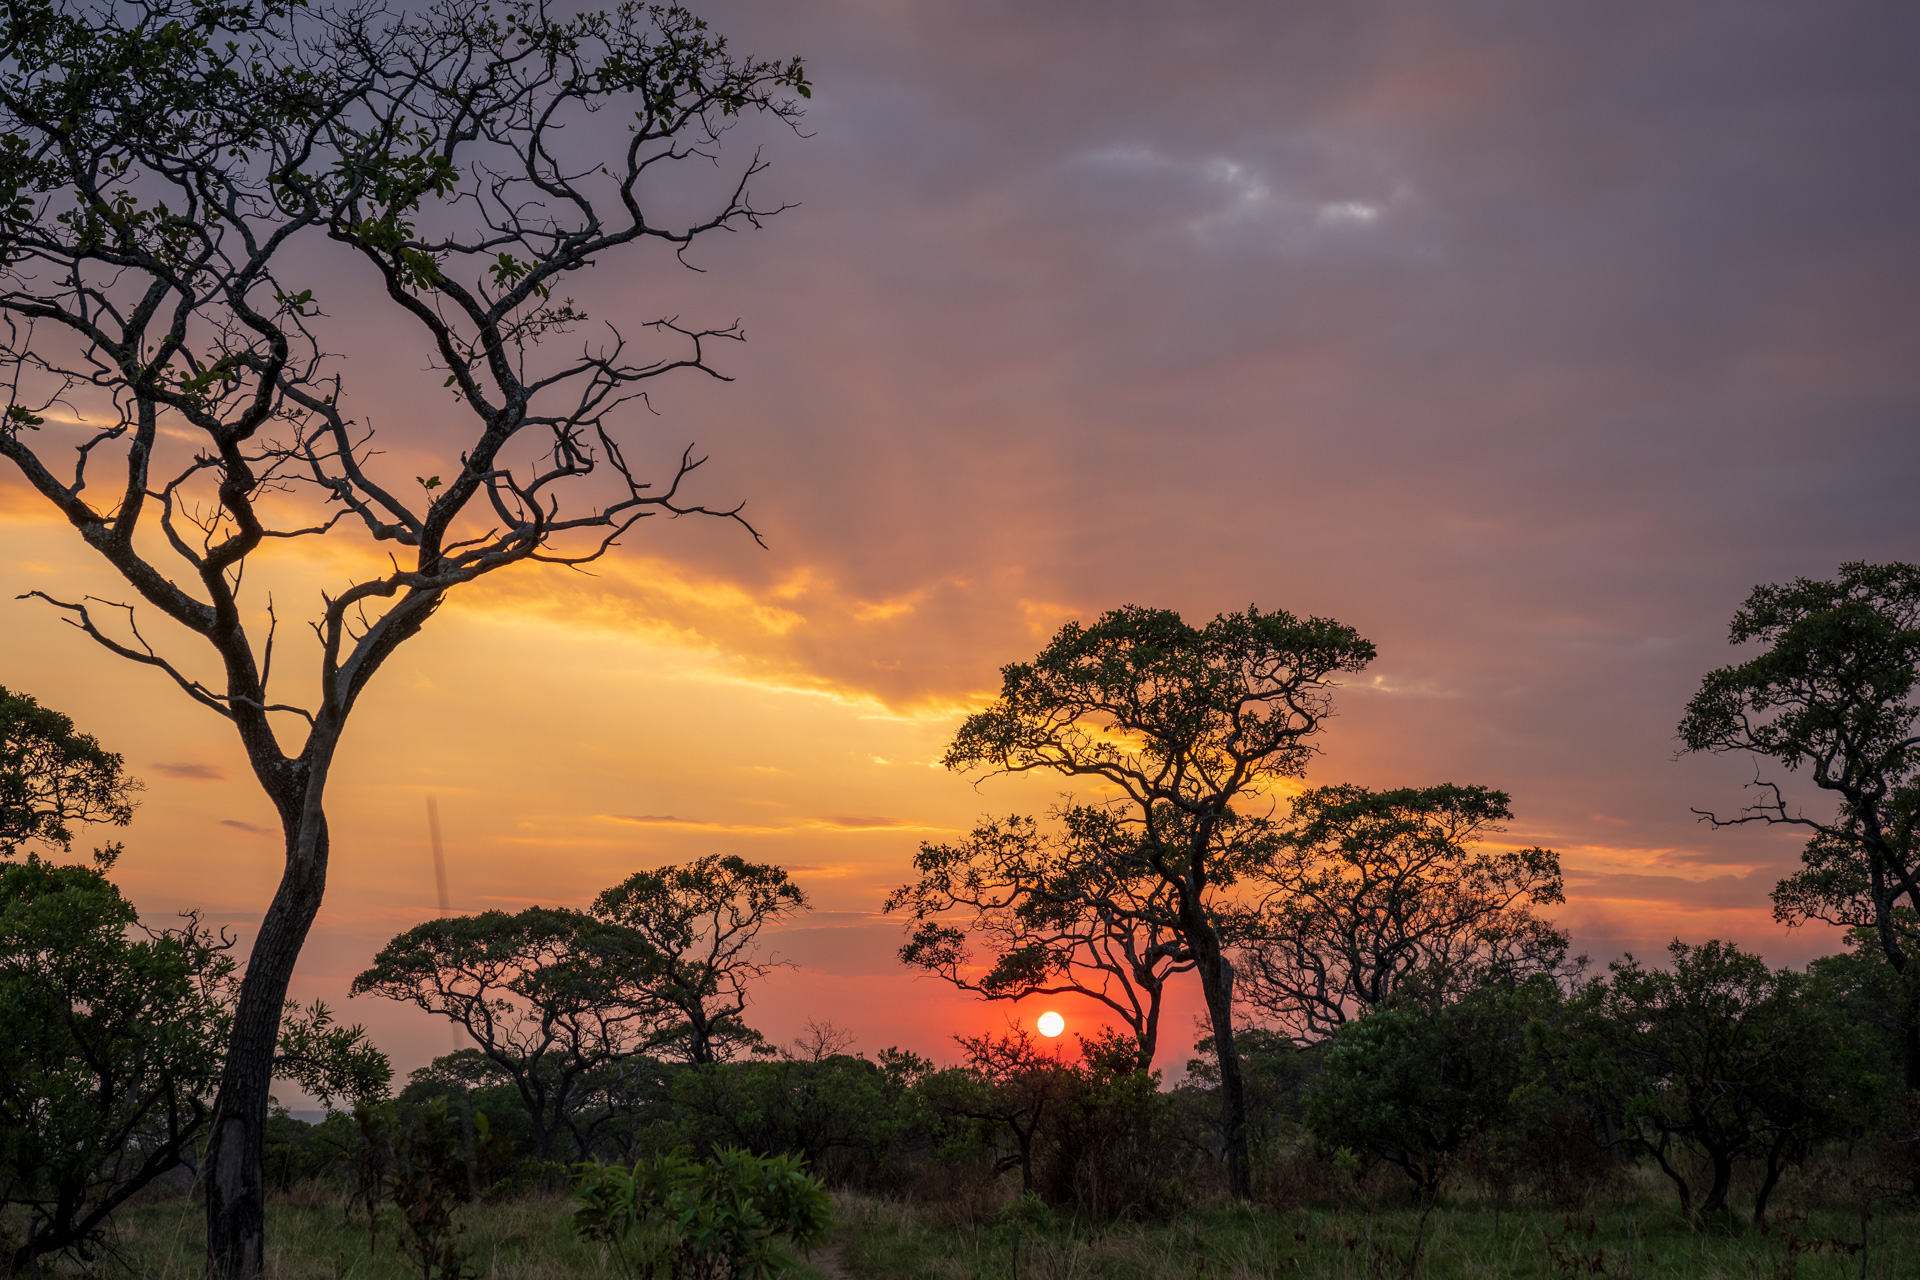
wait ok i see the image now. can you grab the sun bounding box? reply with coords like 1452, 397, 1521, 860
1036, 1011, 1065, 1038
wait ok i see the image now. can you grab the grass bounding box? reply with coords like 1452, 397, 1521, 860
14, 1182, 1916, 1279
22, 1191, 845, 1279
832, 1194, 1919, 1280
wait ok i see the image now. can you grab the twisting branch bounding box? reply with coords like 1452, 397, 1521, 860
0, 1, 808, 1271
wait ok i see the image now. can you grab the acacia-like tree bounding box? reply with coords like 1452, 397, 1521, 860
1679, 562, 1920, 1085
943, 604, 1376, 1199
0, 1, 806, 1270
590, 854, 807, 1065
1237, 783, 1570, 1040
352, 907, 648, 1164
885, 808, 1193, 1071
0, 685, 138, 861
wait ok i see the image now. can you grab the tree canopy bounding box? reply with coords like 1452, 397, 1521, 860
942, 604, 1376, 1199
591, 855, 809, 1066
1680, 561, 1920, 1083
351, 906, 646, 1162
886, 808, 1193, 1071
0, 686, 138, 861
0, 0, 808, 1268
1239, 783, 1569, 1040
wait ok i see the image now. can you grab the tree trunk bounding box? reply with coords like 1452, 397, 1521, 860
1649, 1138, 1692, 1220
205, 799, 330, 1278
1699, 1147, 1735, 1218
1190, 929, 1251, 1199
1754, 1131, 1793, 1225
1902, 992, 1920, 1093
1136, 975, 1163, 1073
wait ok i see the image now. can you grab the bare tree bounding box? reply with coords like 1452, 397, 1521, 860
1237, 783, 1570, 1041
885, 807, 1194, 1071
0, 1, 807, 1270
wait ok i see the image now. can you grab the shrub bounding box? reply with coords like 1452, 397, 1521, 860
571, 1147, 831, 1280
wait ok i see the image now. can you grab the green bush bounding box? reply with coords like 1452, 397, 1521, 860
571, 1147, 831, 1280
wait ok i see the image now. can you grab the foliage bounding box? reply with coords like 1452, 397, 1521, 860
1183, 1025, 1311, 1159
0, 855, 232, 1272
919, 1027, 1076, 1195
276, 999, 393, 1109
354, 1096, 508, 1280
940, 603, 1376, 1198
887, 808, 1193, 1070
0, 854, 384, 1272
591, 857, 809, 1066
262, 1110, 360, 1193
666, 1052, 922, 1189
1304, 973, 1563, 1196
0, 0, 810, 1266
0, 686, 138, 861
1032, 1029, 1193, 1218
1239, 783, 1570, 1040
1533, 939, 1885, 1223
571, 1147, 831, 1280
352, 908, 648, 1162
1679, 562, 1920, 1081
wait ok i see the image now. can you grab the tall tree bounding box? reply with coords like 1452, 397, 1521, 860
943, 604, 1376, 1199
1678, 562, 1920, 1085
885, 808, 1193, 1072
590, 855, 808, 1065
0, 1, 807, 1270
1238, 783, 1570, 1040
0, 686, 138, 861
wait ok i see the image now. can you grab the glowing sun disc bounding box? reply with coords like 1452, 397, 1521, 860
1036, 1011, 1065, 1038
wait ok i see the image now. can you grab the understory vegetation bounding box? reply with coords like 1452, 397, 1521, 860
18, 1169, 1920, 1280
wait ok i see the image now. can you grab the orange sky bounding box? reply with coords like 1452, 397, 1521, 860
5, 1, 1918, 1093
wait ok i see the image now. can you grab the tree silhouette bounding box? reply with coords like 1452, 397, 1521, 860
1680, 562, 1920, 1086
0, 1, 807, 1270
941, 603, 1375, 1200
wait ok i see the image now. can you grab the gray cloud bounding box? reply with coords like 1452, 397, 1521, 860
152, 762, 224, 780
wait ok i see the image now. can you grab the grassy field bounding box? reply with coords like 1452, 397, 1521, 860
21, 1185, 1918, 1279
833, 1193, 1915, 1280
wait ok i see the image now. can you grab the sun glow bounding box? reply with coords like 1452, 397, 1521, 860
1036, 1010, 1065, 1038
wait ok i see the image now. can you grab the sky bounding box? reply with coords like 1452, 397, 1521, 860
5, 0, 1920, 1086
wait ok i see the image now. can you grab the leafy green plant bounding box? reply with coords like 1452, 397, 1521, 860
571, 1147, 831, 1280
354, 1096, 507, 1280
0, 855, 231, 1273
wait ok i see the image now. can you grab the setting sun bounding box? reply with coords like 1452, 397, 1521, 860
1036, 1011, 1065, 1038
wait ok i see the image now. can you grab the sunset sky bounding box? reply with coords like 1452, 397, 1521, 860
5, 1, 1920, 1088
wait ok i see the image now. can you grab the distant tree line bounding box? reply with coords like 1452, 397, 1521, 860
4, 564, 1920, 1272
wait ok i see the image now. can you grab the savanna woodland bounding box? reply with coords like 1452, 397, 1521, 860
2, 1, 1917, 1278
